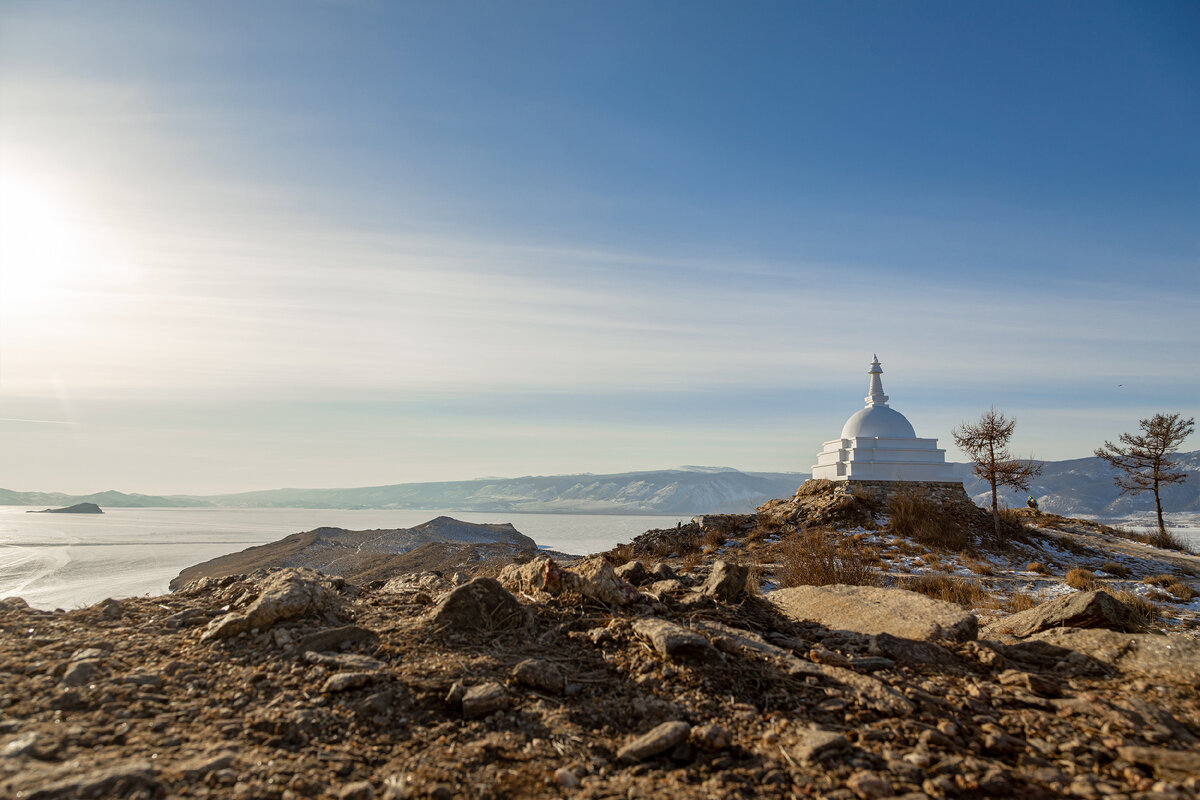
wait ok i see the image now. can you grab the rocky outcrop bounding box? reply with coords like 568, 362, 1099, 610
171, 517, 540, 589
499, 555, 640, 605
200, 568, 345, 641
2, 560, 1199, 800
1030, 627, 1200, 682
982, 589, 1147, 638
769, 584, 979, 642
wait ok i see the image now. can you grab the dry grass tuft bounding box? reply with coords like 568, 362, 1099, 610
1002, 591, 1039, 613
896, 574, 993, 607
886, 487, 971, 551
961, 555, 995, 576
776, 529, 881, 588
1026, 561, 1051, 575
1142, 573, 1176, 586
1098, 561, 1132, 578
1164, 581, 1196, 602
1065, 567, 1100, 591
1114, 590, 1160, 625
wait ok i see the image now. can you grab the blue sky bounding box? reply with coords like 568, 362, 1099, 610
1, 1, 1197, 493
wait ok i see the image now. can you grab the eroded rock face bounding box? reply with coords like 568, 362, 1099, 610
201, 569, 344, 642
428, 577, 525, 632
981, 590, 1146, 639
769, 584, 978, 642
498, 556, 640, 606
1030, 628, 1200, 682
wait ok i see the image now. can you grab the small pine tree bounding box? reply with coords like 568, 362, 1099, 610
952, 407, 1042, 545
1094, 412, 1195, 536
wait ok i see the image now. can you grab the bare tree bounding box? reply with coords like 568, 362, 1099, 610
952, 408, 1043, 544
1094, 412, 1194, 536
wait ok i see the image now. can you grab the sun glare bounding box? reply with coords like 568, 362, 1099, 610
0, 171, 136, 335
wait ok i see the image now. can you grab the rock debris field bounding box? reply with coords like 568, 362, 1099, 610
2, 483, 1200, 800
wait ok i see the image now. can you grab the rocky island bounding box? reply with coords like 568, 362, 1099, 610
2, 479, 1199, 799
27, 502, 104, 514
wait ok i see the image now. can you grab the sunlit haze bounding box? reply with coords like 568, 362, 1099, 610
1, 1, 1197, 494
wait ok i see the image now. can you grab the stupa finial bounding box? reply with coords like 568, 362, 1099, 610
866, 355, 889, 406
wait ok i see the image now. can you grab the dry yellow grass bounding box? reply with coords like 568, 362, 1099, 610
1065, 567, 1100, 591
1002, 591, 1039, 613
1114, 590, 1159, 625
897, 574, 993, 607
1026, 561, 1050, 575
776, 529, 880, 588
1099, 561, 1132, 578
886, 486, 971, 551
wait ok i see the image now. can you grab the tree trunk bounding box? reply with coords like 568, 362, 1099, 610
990, 475, 1000, 545
1153, 477, 1166, 535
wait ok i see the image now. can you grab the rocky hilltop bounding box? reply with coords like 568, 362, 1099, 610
170, 517, 541, 590
2, 481, 1199, 799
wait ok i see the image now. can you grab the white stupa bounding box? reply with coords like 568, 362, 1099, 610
811, 356, 955, 482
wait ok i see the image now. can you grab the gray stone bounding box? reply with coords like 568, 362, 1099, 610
429, 577, 525, 632
701, 560, 750, 602
123, 672, 163, 689
1118, 746, 1200, 781
632, 618, 716, 662
1031, 628, 1200, 682
614, 560, 650, 586
322, 672, 377, 693
982, 590, 1146, 638
793, 727, 849, 763
770, 584, 978, 642
4, 759, 160, 799
304, 651, 386, 671
462, 682, 509, 719
338, 780, 375, 800
649, 562, 678, 581
648, 579, 688, 595
60, 660, 100, 687
297, 624, 378, 652
201, 568, 343, 641
617, 720, 691, 763
1, 732, 40, 759
690, 723, 732, 751
511, 658, 565, 695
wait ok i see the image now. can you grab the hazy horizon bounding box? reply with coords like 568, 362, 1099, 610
2, 2, 1197, 494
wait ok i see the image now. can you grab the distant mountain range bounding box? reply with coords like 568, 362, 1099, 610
3, 452, 1198, 516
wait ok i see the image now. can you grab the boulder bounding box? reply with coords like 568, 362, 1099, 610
649, 562, 678, 581
569, 557, 641, 605
981, 590, 1146, 639
511, 658, 566, 695
1117, 746, 1200, 782
614, 560, 650, 586
498, 556, 567, 598
633, 618, 716, 662
617, 721, 691, 763
462, 682, 509, 719
499, 555, 640, 606
201, 569, 343, 641
428, 577, 525, 632
1030, 628, 1200, 682
297, 625, 378, 653
769, 584, 978, 642
792, 727, 849, 764
701, 560, 751, 602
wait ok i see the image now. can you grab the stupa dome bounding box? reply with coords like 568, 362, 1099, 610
811, 355, 955, 483
840, 405, 916, 439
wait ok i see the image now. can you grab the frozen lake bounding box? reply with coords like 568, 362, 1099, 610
0, 506, 687, 610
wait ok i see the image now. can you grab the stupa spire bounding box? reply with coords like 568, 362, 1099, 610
865, 354, 889, 406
